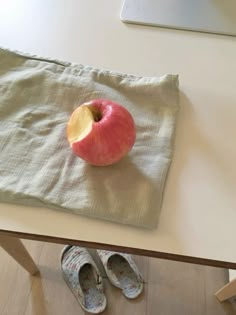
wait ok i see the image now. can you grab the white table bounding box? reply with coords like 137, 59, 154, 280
0, 0, 236, 284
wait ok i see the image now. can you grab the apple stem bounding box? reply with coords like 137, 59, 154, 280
89, 107, 103, 122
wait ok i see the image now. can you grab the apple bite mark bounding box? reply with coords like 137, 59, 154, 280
67, 105, 96, 145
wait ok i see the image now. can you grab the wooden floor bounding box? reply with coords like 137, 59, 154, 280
0, 240, 235, 315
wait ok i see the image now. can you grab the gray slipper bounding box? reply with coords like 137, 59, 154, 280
61, 246, 107, 314
97, 249, 144, 299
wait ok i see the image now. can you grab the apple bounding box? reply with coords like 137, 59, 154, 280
67, 99, 136, 166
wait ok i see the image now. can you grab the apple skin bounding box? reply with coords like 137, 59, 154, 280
67, 99, 136, 166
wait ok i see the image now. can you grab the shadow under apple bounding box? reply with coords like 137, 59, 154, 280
83, 155, 160, 228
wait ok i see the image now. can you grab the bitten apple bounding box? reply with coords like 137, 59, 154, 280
67, 99, 136, 166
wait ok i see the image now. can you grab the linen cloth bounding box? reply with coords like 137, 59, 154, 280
0, 48, 179, 228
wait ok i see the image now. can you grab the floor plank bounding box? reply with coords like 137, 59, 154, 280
0, 240, 234, 315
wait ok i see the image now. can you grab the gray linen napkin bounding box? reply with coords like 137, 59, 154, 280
0, 48, 179, 229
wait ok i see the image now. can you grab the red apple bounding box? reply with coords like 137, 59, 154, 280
67, 99, 136, 166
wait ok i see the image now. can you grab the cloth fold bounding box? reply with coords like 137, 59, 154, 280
0, 47, 179, 229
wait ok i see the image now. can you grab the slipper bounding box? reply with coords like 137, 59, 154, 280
97, 249, 144, 299
61, 246, 107, 314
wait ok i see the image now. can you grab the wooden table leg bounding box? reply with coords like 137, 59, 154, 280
215, 278, 236, 302
0, 235, 39, 275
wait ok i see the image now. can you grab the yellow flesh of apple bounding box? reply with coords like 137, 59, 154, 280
67, 106, 94, 144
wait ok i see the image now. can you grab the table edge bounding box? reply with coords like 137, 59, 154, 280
0, 229, 235, 270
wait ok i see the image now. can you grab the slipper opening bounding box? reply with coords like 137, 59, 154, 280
79, 263, 106, 313
108, 254, 143, 299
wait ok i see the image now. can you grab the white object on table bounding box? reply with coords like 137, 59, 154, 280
121, 0, 236, 36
